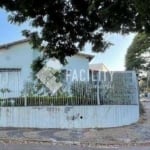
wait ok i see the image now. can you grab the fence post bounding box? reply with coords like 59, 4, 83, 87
24, 96, 27, 106
97, 81, 100, 105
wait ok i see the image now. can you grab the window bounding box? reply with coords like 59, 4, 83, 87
0, 68, 21, 98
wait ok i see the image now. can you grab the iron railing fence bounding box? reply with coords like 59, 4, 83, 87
0, 80, 138, 107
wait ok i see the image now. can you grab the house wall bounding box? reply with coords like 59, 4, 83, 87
0, 42, 39, 92
0, 105, 139, 128
46, 55, 90, 82
0, 42, 90, 95
64, 55, 89, 82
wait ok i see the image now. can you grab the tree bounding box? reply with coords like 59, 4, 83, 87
125, 32, 150, 71
125, 32, 150, 92
1, 0, 150, 73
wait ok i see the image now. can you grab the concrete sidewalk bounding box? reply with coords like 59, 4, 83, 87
0, 102, 150, 148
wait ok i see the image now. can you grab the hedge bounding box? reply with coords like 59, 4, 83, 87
0, 96, 97, 106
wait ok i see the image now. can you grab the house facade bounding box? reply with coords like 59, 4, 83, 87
89, 63, 109, 81
0, 39, 94, 97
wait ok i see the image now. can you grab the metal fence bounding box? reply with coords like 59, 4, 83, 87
0, 77, 138, 107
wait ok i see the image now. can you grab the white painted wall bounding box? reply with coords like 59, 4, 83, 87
64, 55, 89, 82
0, 42, 39, 91
0, 105, 139, 128
46, 55, 90, 82
0, 42, 90, 95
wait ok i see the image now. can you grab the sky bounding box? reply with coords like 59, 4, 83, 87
89, 33, 136, 71
0, 9, 136, 71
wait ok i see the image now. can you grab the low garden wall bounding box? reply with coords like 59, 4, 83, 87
0, 71, 139, 128
0, 105, 139, 128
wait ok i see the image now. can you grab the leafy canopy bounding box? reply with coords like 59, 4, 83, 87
125, 32, 150, 71
1, 0, 150, 72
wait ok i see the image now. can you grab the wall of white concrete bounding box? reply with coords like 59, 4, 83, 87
0, 105, 139, 128
0, 42, 39, 91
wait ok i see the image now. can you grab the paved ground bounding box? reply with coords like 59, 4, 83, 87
0, 101, 150, 149
0, 143, 150, 150
0, 142, 98, 150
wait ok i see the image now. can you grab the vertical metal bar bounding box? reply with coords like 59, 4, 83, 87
24, 96, 27, 106
97, 81, 100, 105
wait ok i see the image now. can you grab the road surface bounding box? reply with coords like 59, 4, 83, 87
0, 143, 150, 150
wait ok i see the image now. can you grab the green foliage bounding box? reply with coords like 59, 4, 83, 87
71, 80, 133, 105
0, 88, 11, 99
21, 82, 35, 96
2, 1, 150, 72
125, 32, 150, 70
26, 96, 94, 106
139, 101, 145, 116
0, 96, 97, 106
31, 57, 45, 76
0, 88, 11, 94
71, 81, 90, 97
21, 81, 51, 96
71, 81, 97, 102
139, 79, 147, 92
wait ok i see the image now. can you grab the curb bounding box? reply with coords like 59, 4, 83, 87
1, 137, 150, 148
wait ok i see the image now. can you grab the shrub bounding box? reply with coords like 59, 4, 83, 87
0, 96, 97, 106
139, 101, 145, 116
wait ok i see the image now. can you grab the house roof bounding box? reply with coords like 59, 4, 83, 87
0, 39, 95, 60
77, 52, 95, 60
0, 39, 30, 49
89, 63, 109, 71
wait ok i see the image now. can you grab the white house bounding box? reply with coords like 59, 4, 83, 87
89, 63, 109, 81
0, 39, 94, 97
89, 63, 109, 72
